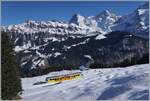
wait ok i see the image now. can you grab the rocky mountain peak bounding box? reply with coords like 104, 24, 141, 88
69, 13, 86, 26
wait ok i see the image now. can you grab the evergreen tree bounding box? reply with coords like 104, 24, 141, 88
1, 32, 22, 100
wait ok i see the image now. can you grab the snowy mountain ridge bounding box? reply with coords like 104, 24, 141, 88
2, 2, 149, 37
2, 20, 96, 35
111, 2, 149, 38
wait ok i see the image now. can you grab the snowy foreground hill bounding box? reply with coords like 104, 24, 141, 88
21, 64, 149, 100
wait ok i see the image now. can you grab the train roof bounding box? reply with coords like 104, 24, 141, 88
46, 72, 81, 79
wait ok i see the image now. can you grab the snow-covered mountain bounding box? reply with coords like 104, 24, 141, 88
111, 2, 149, 38
69, 14, 100, 32
2, 20, 95, 35
70, 2, 149, 37
69, 13, 86, 27
69, 10, 120, 33
94, 10, 121, 32
1, 2, 149, 77
2, 2, 148, 37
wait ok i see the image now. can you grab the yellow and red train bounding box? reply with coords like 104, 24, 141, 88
46, 72, 81, 83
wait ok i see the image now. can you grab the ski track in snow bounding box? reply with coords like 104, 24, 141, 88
21, 64, 149, 100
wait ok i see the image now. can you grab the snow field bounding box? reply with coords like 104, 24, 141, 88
21, 64, 149, 100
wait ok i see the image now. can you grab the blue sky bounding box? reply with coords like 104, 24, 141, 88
2, 1, 147, 25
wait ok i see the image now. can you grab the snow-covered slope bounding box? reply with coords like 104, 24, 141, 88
9, 31, 149, 73
21, 64, 149, 100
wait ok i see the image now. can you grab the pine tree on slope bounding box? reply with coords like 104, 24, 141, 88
1, 32, 22, 100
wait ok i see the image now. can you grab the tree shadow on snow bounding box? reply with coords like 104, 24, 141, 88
97, 85, 131, 100
107, 75, 136, 85
128, 90, 149, 100
97, 75, 148, 100
72, 88, 93, 100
